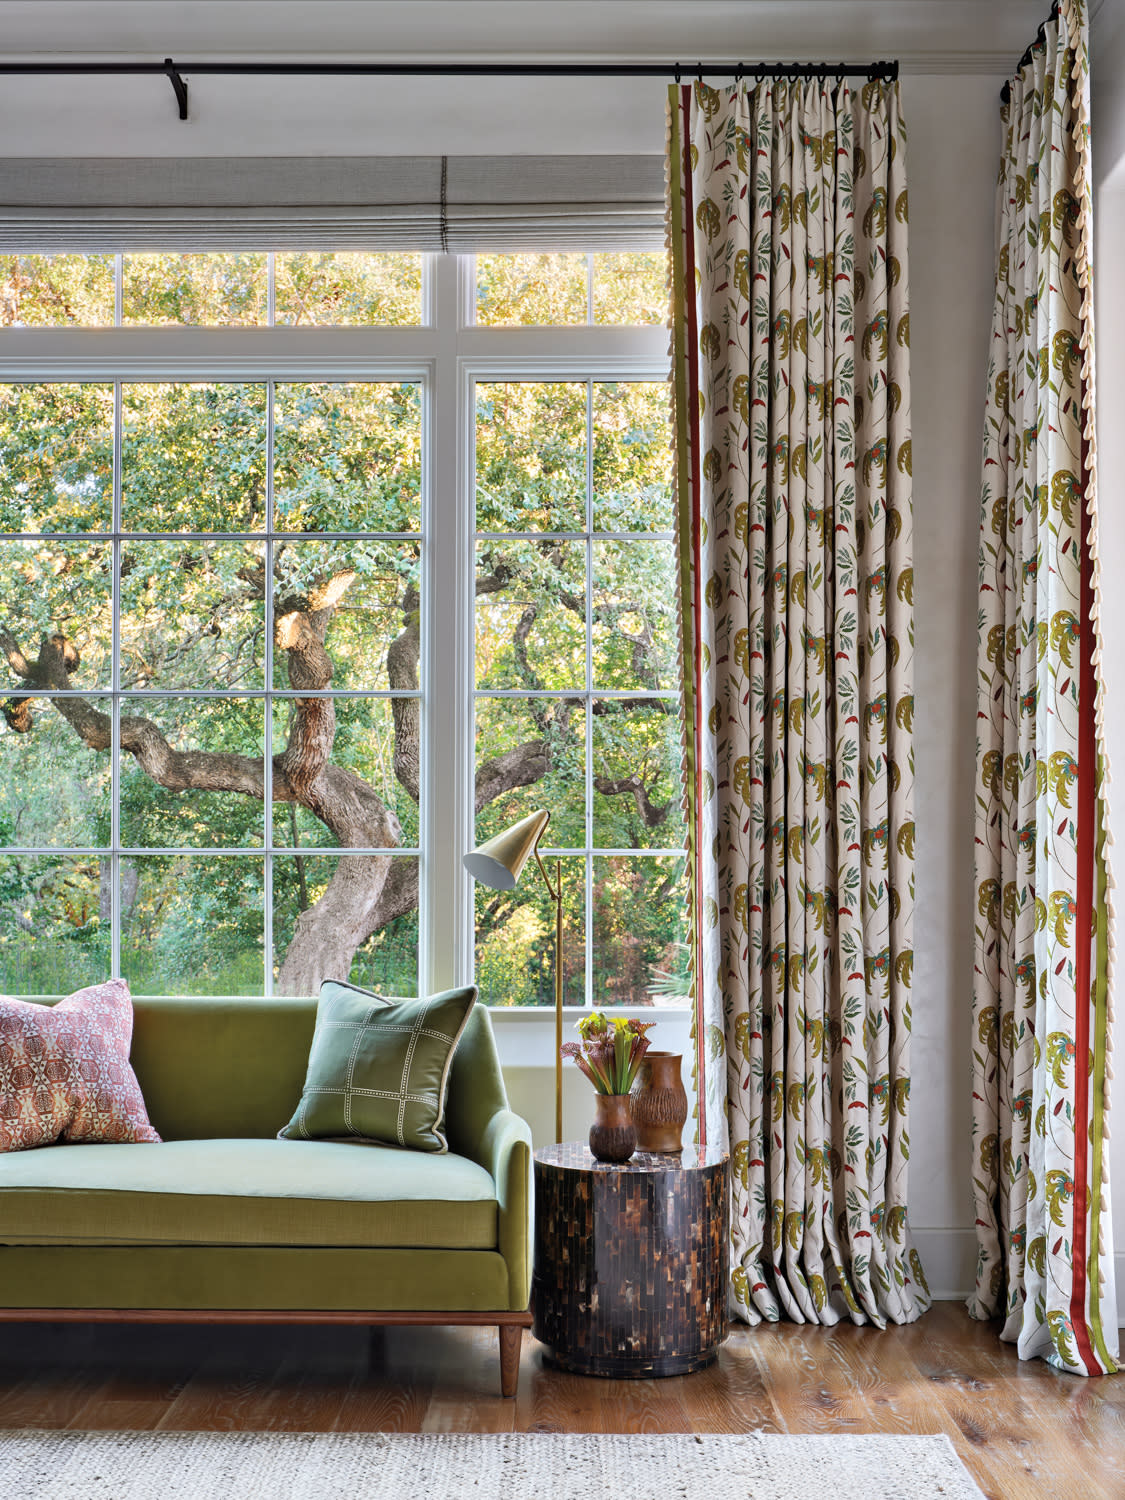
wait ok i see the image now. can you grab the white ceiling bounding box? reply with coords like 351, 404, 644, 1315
0, 1, 1071, 159
0, 1, 1052, 65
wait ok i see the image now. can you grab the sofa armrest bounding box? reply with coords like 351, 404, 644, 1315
478, 1108, 533, 1310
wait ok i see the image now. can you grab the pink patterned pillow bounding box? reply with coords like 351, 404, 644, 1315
0, 980, 161, 1152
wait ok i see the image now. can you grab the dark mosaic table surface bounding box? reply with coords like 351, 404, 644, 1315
531, 1141, 730, 1378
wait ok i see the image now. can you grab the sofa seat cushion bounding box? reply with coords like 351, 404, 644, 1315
0, 1138, 498, 1249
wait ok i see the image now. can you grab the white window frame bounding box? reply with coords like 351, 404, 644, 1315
0, 253, 689, 1030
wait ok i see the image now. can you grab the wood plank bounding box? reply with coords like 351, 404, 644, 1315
418, 1327, 517, 1431
682, 1341, 784, 1434
0, 1303, 1122, 1499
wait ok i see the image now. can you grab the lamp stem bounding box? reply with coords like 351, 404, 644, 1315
532, 836, 564, 1145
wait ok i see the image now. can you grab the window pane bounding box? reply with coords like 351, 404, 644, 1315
593, 855, 688, 1006
275, 253, 423, 326
122, 253, 267, 326
273, 382, 421, 534
273, 853, 418, 997
476, 253, 587, 326
122, 383, 267, 533
474, 697, 585, 848
272, 539, 420, 692
0, 701, 110, 848
0, 383, 113, 533
119, 697, 265, 850
474, 855, 583, 1007
475, 540, 586, 691
0, 255, 114, 328
120, 540, 265, 691
121, 856, 264, 994
592, 382, 673, 533
592, 700, 685, 850
476, 382, 586, 534
0, 855, 109, 994
592, 541, 677, 692
0, 539, 112, 689
271, 697, 418, 849
592, 252, 667, 326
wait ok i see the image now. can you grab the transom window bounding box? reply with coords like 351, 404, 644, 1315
0, 251, 686, 1007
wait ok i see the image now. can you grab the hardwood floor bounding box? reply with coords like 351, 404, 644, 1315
1, 1302, 1122, 1497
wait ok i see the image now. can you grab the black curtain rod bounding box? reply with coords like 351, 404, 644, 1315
0, 56, 900, 122
1000, 0, 1061, 106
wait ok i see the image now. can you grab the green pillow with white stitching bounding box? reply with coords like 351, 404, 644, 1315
279, 980, 477, 1153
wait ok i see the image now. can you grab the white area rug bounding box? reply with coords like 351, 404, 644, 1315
0, 1430, 984, 1499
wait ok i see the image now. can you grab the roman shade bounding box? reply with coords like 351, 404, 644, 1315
0, 155, 665, 250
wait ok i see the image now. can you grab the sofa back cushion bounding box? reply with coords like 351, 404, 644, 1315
130, 996, 317, 1140
25, 993, 510, 1148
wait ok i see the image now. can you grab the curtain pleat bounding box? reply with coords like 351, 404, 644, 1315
667, 76, 927, 1327
970, 0, 1118, 1375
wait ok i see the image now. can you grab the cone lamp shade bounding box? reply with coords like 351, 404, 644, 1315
463, 807, 564, 1143
462, 809, 550, 891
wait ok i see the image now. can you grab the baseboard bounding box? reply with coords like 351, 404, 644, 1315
916, 1232, 1125, 1327
910, 1227, 977, 1301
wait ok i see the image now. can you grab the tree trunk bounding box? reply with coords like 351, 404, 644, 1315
276, 852, 392, 995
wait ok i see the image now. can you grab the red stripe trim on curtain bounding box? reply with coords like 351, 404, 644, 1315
678, 82, 708, 1148
1070, 409, 1099, 1377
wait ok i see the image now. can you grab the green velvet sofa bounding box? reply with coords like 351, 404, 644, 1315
0, 996, 533, 1396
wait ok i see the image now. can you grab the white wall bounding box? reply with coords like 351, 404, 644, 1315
904, 73, 1003, 1299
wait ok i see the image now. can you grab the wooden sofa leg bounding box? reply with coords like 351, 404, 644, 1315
499, 1323, 522, 1397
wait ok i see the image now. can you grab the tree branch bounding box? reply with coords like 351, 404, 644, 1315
594, 774, 671, 829
475, 739, 550, 813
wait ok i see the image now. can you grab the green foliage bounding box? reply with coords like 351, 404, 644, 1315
1, 252, 422, 332
593, 856, 688, 1005
476, 382, 587, 532
275, 253, 422, 326
0, 256, 114, 327
0, 383, 113, 532
592, 253, 667, 326
122, 383, 268, 532
122, 255, 267, 326
274, 382, 422, 533
0, 255, 683, 1006
475, 253, 667, 329
476, 254, 588, 325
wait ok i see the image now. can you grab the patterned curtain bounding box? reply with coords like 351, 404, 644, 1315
970, 0, 1118, 1375
666, 78, 928, 1327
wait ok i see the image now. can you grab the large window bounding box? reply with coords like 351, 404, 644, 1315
0, 250, 683, 1006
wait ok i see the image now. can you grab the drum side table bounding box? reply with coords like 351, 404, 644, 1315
531, 1142, 729, 1378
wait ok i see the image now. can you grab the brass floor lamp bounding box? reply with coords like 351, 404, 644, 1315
463, 808, 563, 1144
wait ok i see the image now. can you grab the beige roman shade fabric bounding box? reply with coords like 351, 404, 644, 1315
0, 155, 665, 250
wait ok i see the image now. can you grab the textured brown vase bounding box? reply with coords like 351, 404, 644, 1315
631, 1051, 688, 1152
588, 1093, 636, 1163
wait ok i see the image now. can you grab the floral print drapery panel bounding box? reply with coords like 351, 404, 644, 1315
971, 0, 1118, 1375
667, 78, 927, 1327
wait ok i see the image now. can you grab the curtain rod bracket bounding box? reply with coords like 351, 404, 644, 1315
164, 57, 188, 120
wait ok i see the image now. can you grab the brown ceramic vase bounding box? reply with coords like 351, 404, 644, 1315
631, 1051, 688, 1152
588, 1093, 636, 1163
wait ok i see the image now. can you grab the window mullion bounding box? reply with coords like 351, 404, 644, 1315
264, 378, 275, 997
421, 253, 470, 995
